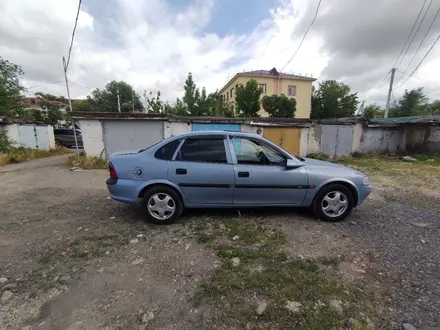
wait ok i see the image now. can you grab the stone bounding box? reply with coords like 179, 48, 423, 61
231, 257, 240, 267
0, 277, 7, 284
402, 156, 417, 162
328, 299, 343, 315
286, 301, 302, 313
130, 239, 139, 244
132, 258, 144, 266
402, 324, 417, 330
409, 222, 429, 229
232, 235, 239, 241
142, 311, 155, 324
137, 234, 144, 238
1, 290, 13, 303
256, 300, 267, 315
109, 216, 115, 219
219, 223, 226, 230
3, 283, 17, 290
106, 196, 111, 200
426, 159, 435, 162
59, 275, 70, 282
21, 327, 31, 330
105, 251, 110, 255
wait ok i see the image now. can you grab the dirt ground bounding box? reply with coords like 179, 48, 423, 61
0, 154, 439, 330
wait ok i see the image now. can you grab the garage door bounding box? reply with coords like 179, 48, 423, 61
263, 127, 301, 156
191, 123, 241, 132
103, 121, 164, 156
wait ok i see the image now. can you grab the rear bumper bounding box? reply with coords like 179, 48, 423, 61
106, 178, 139, 205
357, 184, 372, 206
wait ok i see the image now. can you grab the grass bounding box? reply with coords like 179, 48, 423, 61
0, 147, 70, 165
67, 155, 108, 169
187, 219, 379, 329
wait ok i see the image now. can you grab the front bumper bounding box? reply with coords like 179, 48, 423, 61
357, 184, 372, 205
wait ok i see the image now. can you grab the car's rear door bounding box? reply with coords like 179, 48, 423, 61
167, 135, 234, 205
229, 136, 308, 205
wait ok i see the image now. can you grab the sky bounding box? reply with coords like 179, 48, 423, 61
1, 0, 440, 107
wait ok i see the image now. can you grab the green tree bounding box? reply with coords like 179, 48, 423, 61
34, 92, 67, 124
262, 94, 296, 118
146, 91, 164, 113
427, 100, 440, 115
389, 87, 428, 117
183, 73, 199, 115
165, 98, 188, 116
363, 103, 383, 119
0, 57, 24, 117
311, 80, 359, 119
235, 79, 262, 117
72, 99, 92, 112
88, 81, 143, 112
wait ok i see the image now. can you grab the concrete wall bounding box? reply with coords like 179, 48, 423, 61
79, 120, 105, 157
164, 121, 190, 138
103, 120, 164, 156
406, 126, 440, 154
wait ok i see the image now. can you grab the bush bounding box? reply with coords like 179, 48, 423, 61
0, 128, 13, 152
306, 153, 329, 161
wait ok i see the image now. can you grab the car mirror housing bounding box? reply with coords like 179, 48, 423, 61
286, 158, 303, 168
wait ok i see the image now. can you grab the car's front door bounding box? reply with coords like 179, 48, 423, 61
229, 136, 308, 205
168, 136, 234, 205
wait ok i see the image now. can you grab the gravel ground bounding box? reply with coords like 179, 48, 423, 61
0, 155, 439, 329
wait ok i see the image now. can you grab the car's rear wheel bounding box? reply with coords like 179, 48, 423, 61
312, 184, 354, 222
142, 185, 183, 225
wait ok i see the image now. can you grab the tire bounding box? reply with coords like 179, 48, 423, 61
312, 184, 354, 222
142, 185, 183, 225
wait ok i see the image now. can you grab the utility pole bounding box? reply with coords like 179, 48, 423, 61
143, 89, 148, 113
62, 56, 79, 157
116, 87, 121, 113
385, 68, 396, 118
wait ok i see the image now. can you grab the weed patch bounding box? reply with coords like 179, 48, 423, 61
0, 147, 70, 165
67, 155, 108, 169
188, 218, 380, 329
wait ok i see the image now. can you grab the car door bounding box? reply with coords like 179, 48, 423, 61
229, 136, 308, 205
167, 136, 234, 205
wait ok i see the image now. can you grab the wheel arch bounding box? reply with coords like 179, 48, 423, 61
136, 180, 187, 204
309, 179, 359, 207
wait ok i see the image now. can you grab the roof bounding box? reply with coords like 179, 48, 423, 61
219, 67, 316, 94
368, 115, 440, 125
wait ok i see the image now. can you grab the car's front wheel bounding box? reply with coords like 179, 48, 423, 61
312, 184, 354, 222
142, 185, 183, 225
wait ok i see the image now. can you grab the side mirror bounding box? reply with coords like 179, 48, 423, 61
286, 158, 303, 168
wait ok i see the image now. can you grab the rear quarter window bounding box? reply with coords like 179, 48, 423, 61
154, 139, 182, 160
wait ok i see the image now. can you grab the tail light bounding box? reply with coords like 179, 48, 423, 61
109, 162, 118, 179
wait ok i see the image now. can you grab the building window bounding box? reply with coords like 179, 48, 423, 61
258, 84, 267, 93
288, 85, 296, 96
230, 87, 234, 98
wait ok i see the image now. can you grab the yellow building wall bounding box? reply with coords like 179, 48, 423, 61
220, 76, 312, 119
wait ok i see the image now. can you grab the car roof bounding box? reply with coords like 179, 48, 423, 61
177, 130, 261, 138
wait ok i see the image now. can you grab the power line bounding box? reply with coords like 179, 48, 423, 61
24, 80, 64, 89
394, 30, 440, 89
396, 69, 440, 86
281, 0, 322, 72
400, 5, 440, 74
65, 0, 82, 71
68, 80, 94, 90
391, 0, 429, 69
396, 0, 433, 69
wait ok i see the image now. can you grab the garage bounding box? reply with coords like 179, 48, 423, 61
191, 123, 241, 132
263, 127, 301, 155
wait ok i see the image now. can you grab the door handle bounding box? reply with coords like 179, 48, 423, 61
238, 172, 249, 178
176, 168, 187, 175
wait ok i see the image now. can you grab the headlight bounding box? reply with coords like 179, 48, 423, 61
362, 176, 370, 185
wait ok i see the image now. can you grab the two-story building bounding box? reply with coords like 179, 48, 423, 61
219, 67, 316, 118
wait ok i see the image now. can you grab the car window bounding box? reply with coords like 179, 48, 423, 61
176, 138, 227, 163
154, 139, 182, 160
231, 137, 285, 166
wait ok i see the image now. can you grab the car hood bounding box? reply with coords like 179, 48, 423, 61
303, 157, 347, 168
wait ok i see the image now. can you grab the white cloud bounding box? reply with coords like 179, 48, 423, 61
1, 0, 439, 107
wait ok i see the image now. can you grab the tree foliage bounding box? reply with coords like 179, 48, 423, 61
235, 79, 262, 117
363, 103, 384, 119
389, 88, 429, 117
0, 57, 24, 116
262, 94, 296, 118
311, 80, 359, 119
87, 81, 143, 112
427, 100, 440, 115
